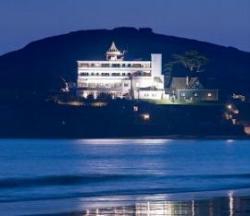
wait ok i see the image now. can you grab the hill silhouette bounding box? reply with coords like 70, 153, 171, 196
0, 27, 250, 99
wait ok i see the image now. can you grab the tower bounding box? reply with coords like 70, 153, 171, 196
106, 42, 124, 61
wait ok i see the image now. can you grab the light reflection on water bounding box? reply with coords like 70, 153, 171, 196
75, 139, 171, 145
229, 192, 234, 216
1, 139, 250, 215
78, 192, 249, 216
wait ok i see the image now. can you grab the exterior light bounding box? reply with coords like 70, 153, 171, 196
233, 109, 239, 114
133, 106, 139, 112
141, 113, 150, 121
227, 104, 233, 110
232, 119, 237, 125
208, 93, 212, 97
91, 102, 107, 107
244, 126, 250, 135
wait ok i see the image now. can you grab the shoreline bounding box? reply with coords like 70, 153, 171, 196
0, 135, 249, 140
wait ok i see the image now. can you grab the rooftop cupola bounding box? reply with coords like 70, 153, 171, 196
106, 42, 124, 61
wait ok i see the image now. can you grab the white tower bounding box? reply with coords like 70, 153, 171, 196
151, 54, 162, 77
106, 42, 124, 61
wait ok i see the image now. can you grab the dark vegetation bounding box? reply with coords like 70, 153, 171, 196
0, 99, 244, 138
0, 27, 249, 138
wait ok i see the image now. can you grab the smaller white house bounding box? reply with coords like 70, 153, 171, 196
77, 42, 165, 100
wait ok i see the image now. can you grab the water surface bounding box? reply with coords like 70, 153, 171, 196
0, 139, 250, 215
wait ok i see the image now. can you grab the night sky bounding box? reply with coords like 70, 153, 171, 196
0, 0, 250, 55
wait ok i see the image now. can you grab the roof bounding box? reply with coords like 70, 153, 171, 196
170, 77, 187, 89
170, 77, 203, 89
107, 42, 120, 53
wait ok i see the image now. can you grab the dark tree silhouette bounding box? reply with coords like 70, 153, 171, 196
174, 50, 208, 72
167, 50, 208, 87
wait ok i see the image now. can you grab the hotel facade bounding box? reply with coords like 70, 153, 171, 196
77, 42, 165, 100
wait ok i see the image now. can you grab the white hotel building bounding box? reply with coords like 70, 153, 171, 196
77, 42, 165, 100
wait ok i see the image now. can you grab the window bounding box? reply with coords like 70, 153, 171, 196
133, 64, 142, 68
79, 63, 89, 68
208, 93, 212, 97
134, 71, 141, 76
101, 64, 110, 67
112, 64, 120, 68
111, 73, 120, 76
101, 73, 110, 76
80, 72, 89, 76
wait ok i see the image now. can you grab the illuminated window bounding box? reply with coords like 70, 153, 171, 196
208, 93, 212, 97
133, 64, 142, 68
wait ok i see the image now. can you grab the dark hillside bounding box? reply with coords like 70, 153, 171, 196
0, 27, 250, 98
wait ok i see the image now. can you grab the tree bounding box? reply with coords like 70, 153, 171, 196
171, 50, 208, 87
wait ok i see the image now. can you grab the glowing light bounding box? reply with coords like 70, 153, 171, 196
244, 126, 250, 135
141, 113, 150, 121
228, 191, 234, 216
75, 139, 169, 145
227, 104, 233, 110
192, 200, 195, 216
133, 106, 139, 112
233, 109, 239, 114
232, 119, 237, 125
91, 102, 107, 107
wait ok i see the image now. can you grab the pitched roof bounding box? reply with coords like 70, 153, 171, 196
108, 42, 120, 52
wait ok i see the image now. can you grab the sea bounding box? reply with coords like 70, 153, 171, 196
0, 139, 250, 216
